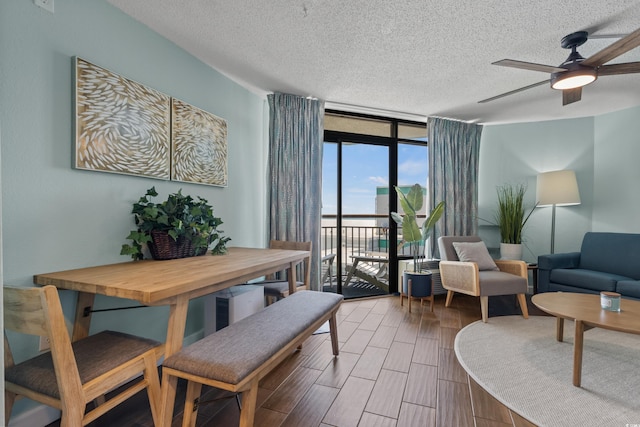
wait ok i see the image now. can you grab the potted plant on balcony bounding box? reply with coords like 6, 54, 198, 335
391, 184, 445, 302
120, 187, 231, 260
495, 183, 536, 260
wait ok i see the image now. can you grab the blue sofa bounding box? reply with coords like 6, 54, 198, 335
538, 232, 640, 300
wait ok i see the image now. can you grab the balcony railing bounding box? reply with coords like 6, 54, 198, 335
321, 214, 425, 260
321, 214, 389, 259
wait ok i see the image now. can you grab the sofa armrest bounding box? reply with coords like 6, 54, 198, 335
439, 260, 480, 296
537, 252, 580, 293
538, 252, 580, 270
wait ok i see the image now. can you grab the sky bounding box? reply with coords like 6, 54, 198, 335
322, 142, 428, 215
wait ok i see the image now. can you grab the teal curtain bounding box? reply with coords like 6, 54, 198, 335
267, 93, 324, 290
428, 117, 483, 257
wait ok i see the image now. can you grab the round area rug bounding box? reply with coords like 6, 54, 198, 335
455, 316, 640, 427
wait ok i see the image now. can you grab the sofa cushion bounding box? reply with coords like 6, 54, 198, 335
549, 268, 630, 292
616, 280, 640, 299
452, 241, 498, 271
579, 232, 640, 279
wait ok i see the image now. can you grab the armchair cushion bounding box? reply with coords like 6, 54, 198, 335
478, 270, 528, 296
452, 241, 499, 271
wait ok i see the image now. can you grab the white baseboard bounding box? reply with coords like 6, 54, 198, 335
7, 329, 205, 427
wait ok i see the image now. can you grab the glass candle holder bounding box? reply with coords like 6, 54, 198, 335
600, 291, 621, 312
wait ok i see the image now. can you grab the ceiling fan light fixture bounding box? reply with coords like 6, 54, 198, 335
551, 67, 597, 90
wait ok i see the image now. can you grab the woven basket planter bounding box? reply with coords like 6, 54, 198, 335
148, 230, 196, 260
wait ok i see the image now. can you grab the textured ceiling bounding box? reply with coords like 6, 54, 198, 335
107, 0, 640, 124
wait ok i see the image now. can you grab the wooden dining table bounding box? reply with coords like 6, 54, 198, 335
33, 247, 310, 359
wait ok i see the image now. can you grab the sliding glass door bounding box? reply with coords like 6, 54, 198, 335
321, 111, 427, 298
321, 139, 390, 298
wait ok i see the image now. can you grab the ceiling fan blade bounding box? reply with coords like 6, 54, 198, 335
562, 88, 582, 105
582, 27, 640, 67
478, 80, 550, 103
598, 62, 640, 76
493, 59, 566, 73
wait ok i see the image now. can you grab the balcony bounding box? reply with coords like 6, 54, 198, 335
321, 214, 422, 299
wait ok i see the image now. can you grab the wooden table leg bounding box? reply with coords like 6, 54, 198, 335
159, 295, 190, 427
556, 317, 564, 342
72, 292, 95, 342
573, 320, 584, 387
163, 295, 190, 359
288, 261, 297, 295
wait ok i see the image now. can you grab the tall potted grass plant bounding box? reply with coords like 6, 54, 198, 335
495, 183, 536, 259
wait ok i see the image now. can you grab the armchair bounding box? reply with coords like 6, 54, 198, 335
438, 236, 529, 323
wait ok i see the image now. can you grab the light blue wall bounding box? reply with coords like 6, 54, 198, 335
1, 0, 267, 421
593, 105, 640, 233
479, 117, 595, 262
3, 1, 640, 424
480, 105, 640, 263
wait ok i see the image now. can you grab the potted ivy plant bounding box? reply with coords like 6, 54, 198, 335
120, 187, 231, 260
391, 184, 445, 299
495, 183, 536, 260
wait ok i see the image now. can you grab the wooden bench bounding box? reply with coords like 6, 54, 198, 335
159, 290, 343, 427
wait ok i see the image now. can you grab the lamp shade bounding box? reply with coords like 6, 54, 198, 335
536, 170, 581, 207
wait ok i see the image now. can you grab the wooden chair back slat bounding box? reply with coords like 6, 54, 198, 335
4, 286, 49, 336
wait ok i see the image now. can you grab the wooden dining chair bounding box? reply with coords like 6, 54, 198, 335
260, 240, 312, 305
4, 285, 163, 427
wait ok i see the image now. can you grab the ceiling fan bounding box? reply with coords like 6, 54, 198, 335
479, 28, 640, 105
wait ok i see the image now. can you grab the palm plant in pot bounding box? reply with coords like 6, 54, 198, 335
391, 184, 445, 300
495, 183, 536, 260
120, 187, 231, 260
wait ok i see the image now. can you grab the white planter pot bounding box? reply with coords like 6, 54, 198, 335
500, 243, 522, 260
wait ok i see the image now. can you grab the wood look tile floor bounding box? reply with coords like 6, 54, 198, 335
47, 293, 539, 427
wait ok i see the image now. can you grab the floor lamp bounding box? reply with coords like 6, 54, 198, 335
536, 170, 581, 254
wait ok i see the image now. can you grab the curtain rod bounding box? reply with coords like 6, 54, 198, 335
325, 101, 428, 122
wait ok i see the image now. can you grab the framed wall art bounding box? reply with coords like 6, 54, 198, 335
74, 57, 171, 180
171, 98, 228, 187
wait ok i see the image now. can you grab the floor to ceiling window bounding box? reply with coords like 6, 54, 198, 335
321, 111, 427, 298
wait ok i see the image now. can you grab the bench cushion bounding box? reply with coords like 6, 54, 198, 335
163, 290, 342, 385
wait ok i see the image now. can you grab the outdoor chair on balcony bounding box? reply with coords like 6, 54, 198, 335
321, 253, 336, 290
343, 253, 389, 293
438, 236, 529, 323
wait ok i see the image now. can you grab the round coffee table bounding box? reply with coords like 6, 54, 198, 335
532, 292, 640, 386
